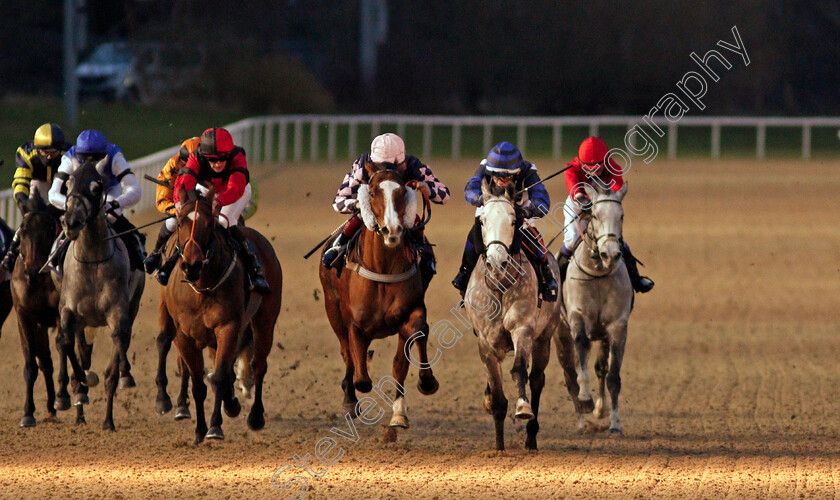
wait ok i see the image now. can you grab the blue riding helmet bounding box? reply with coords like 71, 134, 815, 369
485, 141, 522, 177
75, 129, 108, 154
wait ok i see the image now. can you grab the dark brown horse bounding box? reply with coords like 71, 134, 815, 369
160, 186, 282, 443
0, 214, 15, 333
10, 191, 61, 427
319, 163, 438, 433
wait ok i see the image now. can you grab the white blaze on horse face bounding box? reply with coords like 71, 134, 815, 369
379, 180, 403, 247
594, 200, 623, 266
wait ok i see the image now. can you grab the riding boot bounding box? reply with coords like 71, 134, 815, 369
622, 242, 654, 293
229, 225, 271, 294
110, 214, 146, 271
45, 232, 70, 279
144, 225, 174, 274
534, 257, 558, 302
1, 228, 21, 272
322, 232, 350, 269
451, 241, 480, 298
155, 248, 180, 286
556, 244, 574, 284
417, 239, 436, 292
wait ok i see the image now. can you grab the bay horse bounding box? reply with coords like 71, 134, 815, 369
558, 182, 633, 437
464, 178, 583, 451
161, 186, 282, 443
319, 161, 439, 434
10, 190, 61, 427
0, 214, 15, 334
58, 158, 145, 430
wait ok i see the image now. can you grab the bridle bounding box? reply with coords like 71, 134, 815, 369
365, 169, 404, 236
574, 198, 624, 280
66, 178, 106, 226
177, 199, 240, 294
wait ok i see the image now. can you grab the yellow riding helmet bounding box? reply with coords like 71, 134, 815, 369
33, 123, 65, 149
178, 136, 201, 163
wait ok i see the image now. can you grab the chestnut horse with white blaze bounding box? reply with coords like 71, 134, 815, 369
319, 161, 439, 433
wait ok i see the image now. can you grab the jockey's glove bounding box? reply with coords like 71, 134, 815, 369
106, 200, 120, 214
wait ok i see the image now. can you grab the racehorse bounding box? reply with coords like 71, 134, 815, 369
319, 161, 439, 434
464, 178, 584, 451
160, 186, 282, 443
10, 190, 60, 427
0, 214, 15, 333
559, 182, 633, 437
57, 158, 145, 430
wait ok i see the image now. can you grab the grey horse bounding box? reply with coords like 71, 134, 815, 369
464, 178, 583, 451
558, 182, 632, 437
56, 158, 145, 430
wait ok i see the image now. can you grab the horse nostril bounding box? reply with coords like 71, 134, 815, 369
600, 252, 609, 260
381, 227, 390, 236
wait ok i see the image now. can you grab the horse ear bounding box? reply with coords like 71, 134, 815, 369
177, 184, 188, 206
95, 156, 109, 171
364, 156, 381, 178
206, 186, 217, 207
505, 181, 516, 200
616, 181, 628, 201
70, 156, 80, 170
480, 177, 492, 202
29, 188, 45, 212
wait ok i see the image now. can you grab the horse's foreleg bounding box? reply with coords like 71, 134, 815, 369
112, 315, 135, 389
594, 341, 609, 419
569, 312, 594, 416
388, 336, 411, 429
175, 354, 191, 420
525, 335, 550, 450
175, 334, 207, 444
479, 342, 507, 451
155, 302, 176, 415
206, 324, 239, 440
348, 324, 372, 393
553, 324, 585, 429
605, 321, 628, 438
36, 327, 57, 421
403, 309, 438, 395
102, 346, 120, 431
17, 315, 39, 427
510, 325, 535, 420
54, 332, 70, 411
58, 309, 88, 388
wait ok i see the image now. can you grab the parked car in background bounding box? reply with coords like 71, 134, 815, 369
76, 41, 203, 103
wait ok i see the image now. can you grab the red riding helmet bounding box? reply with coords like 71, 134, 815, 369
578, 137, 608, 173
199, 128, 235, 160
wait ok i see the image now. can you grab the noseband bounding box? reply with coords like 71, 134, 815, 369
66, 180, 105, 225
366, 169, 405, 236
179, 201, 215, 267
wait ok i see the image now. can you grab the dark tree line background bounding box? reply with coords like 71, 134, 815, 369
2, 0, 837, 115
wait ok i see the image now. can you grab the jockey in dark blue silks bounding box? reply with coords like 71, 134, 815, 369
47, 129, 146, 273
451, 141, 558, 301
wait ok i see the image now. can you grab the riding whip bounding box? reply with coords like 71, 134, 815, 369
303, 219, 351, 259
104, 215, 174, 240
514, 163, 575, 197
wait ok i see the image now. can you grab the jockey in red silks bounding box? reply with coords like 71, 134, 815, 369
172, 127, 271, 294
558, 137, 654, 293
323, 133, 450, 290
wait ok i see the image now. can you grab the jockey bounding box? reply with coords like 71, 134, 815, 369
143, 136, 200, 284
558, 136, 654, 293
172, 127, 271, 294
323, 133, 450, 289
452, 141, 558, 301
47, 129, 146, 273
1, 123, 69, 271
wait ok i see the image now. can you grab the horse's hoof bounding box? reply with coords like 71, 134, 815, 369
118, 375, 136, 389
579, 398, 595, 414
514, 399, 534, 420
342, 401, 359, 418
103, 420, 116, 432
525, 437, 538, 451
247, 411, 265, 431
84, 371, 100, 388
417, 376, 439, 395
76, 416, 87, 425
19, 416, 36, 428
354, 380, 373, 393
224, 398, 241, 418
54, 396, 71, 411
73, 394, 89, 407
156, 396, 173, 415
389, 414, 409, 429
205, 426, 225, 440
174, 405, 191, 421
608, 428, 624, 438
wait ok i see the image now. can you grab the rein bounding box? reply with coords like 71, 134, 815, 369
177, 200, 236, 295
